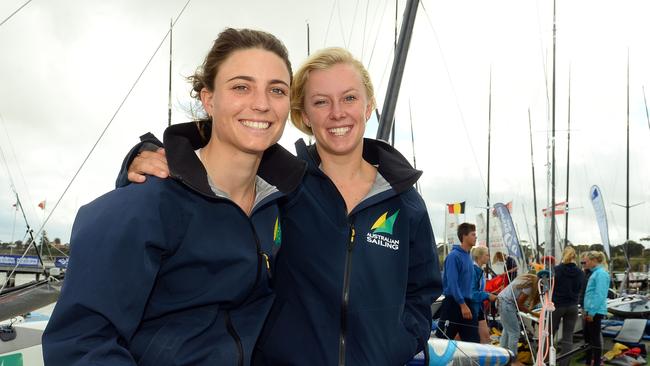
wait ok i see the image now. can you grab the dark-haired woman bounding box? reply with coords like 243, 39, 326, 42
42, 28, 304, 366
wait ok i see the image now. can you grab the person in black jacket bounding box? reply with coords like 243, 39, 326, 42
43, 28, 306, 366
120, 47, 442, 365
551, 246, 584, 366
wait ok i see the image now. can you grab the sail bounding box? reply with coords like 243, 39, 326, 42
589, 185, 611, 258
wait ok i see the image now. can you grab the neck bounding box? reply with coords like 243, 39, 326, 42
200, 140, 261, 210
460, 242, 473, 252
316, 142, 367, 182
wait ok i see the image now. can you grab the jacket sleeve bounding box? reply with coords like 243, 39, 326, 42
115, 132, 164, 188
42, 187, 170, 366
471, 268, 490, 303
402, 212, 442, 354
591, 270, 610, 314
445, 253, 466, 305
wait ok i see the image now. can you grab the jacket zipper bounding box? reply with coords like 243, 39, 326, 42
338, 224, 355, 366
225, 310, 244, 366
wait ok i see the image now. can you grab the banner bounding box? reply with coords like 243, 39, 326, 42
494, 202, 525, 273
444, 211, 460, 247
590, 185, 610, 258
0, 255, 40, 268
476, 213, 487, 247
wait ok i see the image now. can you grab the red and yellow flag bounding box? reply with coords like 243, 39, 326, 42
447, 201, 465, 214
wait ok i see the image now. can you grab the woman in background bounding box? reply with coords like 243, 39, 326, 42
470, 246, 496, 344
583, 251, 610, 366
496, 273, 540, 360
551, 246, 584, 366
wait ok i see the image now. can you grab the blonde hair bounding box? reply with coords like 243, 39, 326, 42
290, 47, 376, 135
561, 246, 577, 264
514, 273, 540, 307
586, 250, 608, 271
471, 246, 488, 261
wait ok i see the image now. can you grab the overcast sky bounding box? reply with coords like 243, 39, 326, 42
0, 0, 648, 250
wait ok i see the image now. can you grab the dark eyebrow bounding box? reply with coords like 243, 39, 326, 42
226, 75, 289, 88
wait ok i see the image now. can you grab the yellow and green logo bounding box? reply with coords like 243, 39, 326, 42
370, 210, 399, 235
273, 216, 281, 246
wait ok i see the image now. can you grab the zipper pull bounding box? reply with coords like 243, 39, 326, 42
348, 225, 355, 251
262, 252, 272, 279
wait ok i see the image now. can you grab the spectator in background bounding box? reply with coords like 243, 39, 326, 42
552, 247, 584, 366
583, 251, 610, 366
471, 246, 497, 344
436, 223, 479, 342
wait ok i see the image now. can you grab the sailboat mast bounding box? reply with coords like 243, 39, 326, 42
564, 69, 571, 246
550, 0, 557, 258
307, 21, 310, 56
486, 69, 492, 250
625, 52, 630, 244
528, 109, 540, 261
376, 0, 418, 141
167, 19, 173, 127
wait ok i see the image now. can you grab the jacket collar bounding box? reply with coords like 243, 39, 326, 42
294, 137, 422, 194
163, 122, 306, 198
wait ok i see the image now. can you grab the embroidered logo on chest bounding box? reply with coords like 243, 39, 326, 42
366, 210, 400, 250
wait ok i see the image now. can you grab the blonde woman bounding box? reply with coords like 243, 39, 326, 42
471, 246, 496, 343
496, 273, 540, 359
551, 246, 584, 366
583, 251, 610, 366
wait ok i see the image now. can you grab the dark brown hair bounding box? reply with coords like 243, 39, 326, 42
457, 222, 476, 242
189, 28, 292, 139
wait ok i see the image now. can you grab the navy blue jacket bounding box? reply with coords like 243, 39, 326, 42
552, 262, 585, 307
254, 139, 442, 366
42, 122, 305, 366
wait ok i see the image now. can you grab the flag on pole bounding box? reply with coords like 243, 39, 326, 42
542, 201, 567, 217
447, 201, 465, 214
38, 200, 46, 210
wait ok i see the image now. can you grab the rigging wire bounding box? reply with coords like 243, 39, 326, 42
28, 0, 193, 249
365, 0, 390, 69
360, 0, 370, 60
323, 0, 338, 47
0, 0, 33, 29
345, 0, 361, 49
0, 113, 38, 225
336, 0, 347, 48
418, 2, 487, 195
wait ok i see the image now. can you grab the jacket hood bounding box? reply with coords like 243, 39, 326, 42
555, 262, 582, 278
295, 137, 422, 194
163, 122, 306, 197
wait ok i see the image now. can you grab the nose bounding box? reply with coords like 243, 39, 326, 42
251, 90, 270, 112
329, 101, 346, 120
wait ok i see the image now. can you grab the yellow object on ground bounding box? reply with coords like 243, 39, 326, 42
603, 342, 629, 361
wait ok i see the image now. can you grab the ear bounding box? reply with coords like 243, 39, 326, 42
301, 111, 311, 128
200, 88, 214, 117
365, 100, 374, 121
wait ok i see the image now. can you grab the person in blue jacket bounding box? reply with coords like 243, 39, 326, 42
470, 246, 497, 343
122, 47, 442, 365
551, 246, 584, 366
583, 250, 610, 366
435, 223, 479, 342
42, 28, 306, 366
